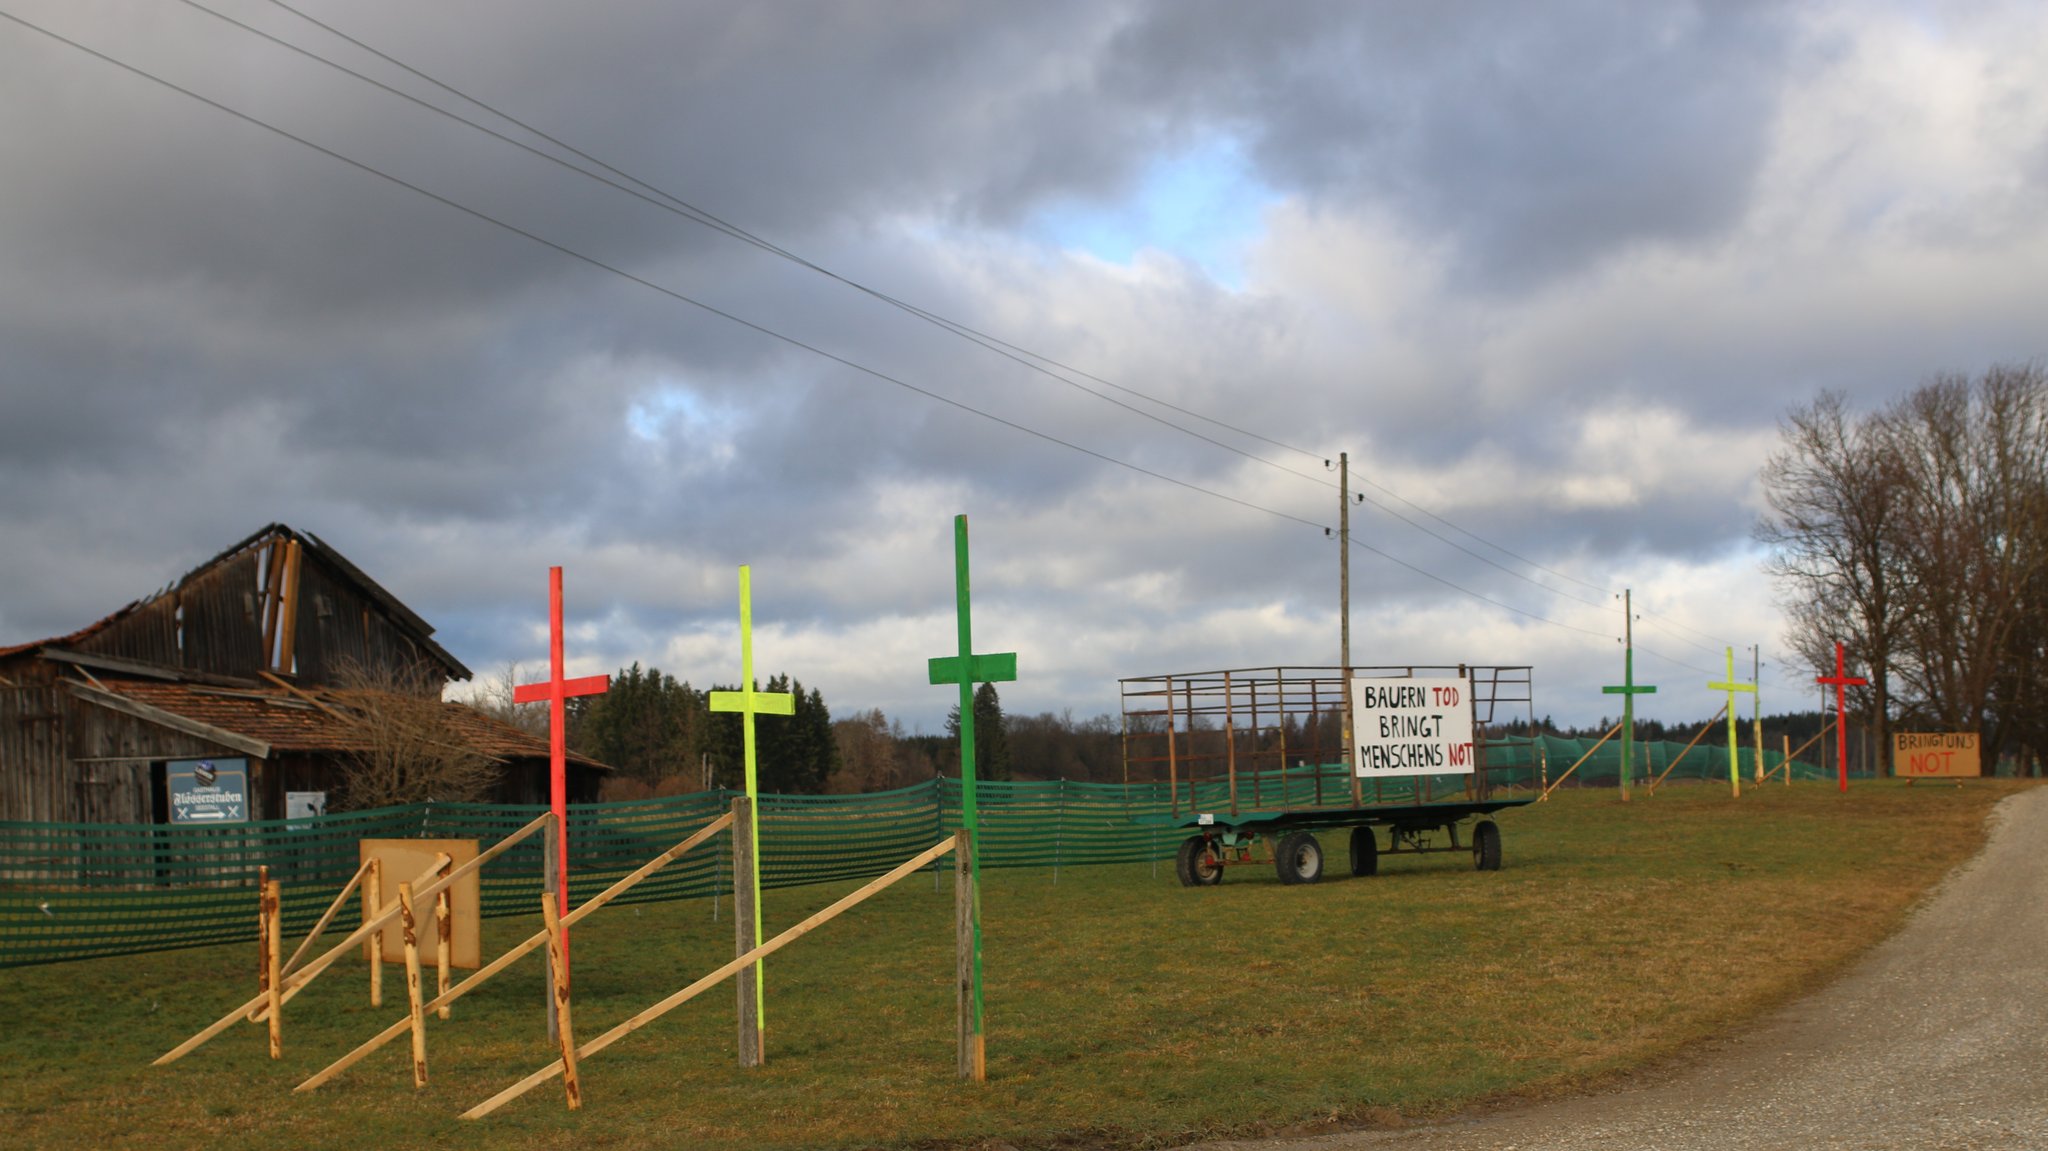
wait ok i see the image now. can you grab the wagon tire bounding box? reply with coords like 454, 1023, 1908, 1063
1473, 820, 1502, 872
1275, 831, 1324, 885
1177, 835, 1222, 887
1349, 825, 1379, 877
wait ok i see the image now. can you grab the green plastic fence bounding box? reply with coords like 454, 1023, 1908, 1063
0, 748, 1816, 969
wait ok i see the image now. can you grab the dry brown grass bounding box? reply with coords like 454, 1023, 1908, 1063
0, 779, 2026, 1151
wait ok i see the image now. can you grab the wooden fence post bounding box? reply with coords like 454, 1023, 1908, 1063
542, 893, 580, 1109
400, 882, 427, 1088
252, 865, 271, 1024
955, 829, 981, 1082
733, 796, 761, 1068
543, 813, 560, 1045
365, 857, 384, 1007
436, 870, 453, 1020
264, 878, 283, 1059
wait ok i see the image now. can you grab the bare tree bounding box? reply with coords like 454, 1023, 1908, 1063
1759, 364, 2048, 775
330, 660, 504, 809
1882, 364, 2048, 765
462, 660, 548, 737
1757, 390, 1908, 756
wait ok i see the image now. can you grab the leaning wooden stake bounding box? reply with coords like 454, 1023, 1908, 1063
1647, 704, 1729, 795
264, 879, 283, 1059
463, 834, 959, 1120
1539, 723, 1622, 801
400, 883, 427, 1088
732, 797, 761, 1068
284, 856, 373, 977
954, 830, 981, 1082
542, 893, 580, 1110
296, 810, 736, 1094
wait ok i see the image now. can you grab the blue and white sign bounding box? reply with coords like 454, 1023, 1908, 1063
167, 757, 250, 823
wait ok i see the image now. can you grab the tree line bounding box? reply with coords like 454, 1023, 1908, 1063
1756, 361, 2048, 775
490, 663, 1136, 797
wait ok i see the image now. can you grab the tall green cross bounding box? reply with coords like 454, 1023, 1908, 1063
707, 565, 792, 1044
927, 514, 1015, 1078
1602, 646, 1656, 803
1707, 646, 1757, 798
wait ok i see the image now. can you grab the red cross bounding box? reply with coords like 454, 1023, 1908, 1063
513, 566, 609, 960
1815, 641, 1868, 794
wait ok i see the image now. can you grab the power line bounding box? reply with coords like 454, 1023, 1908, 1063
1338, 536, 1617, 642
228, 0, 1331, 480
0, 6, 1326, 538
243, 0, 1634, 613
0, 7, 1649, 655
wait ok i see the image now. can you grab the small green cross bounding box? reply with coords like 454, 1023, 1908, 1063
707, 565, 792, 1040
1707, 647, 1757, 798
1602, 647, 1656, 802
926, 514, 1015, 1055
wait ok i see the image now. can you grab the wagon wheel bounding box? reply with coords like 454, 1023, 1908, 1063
1348, 825, 1379, 877
1274, 831, 1324, 885
1176, 834, 1223, 886
1472, 820, 1502, 872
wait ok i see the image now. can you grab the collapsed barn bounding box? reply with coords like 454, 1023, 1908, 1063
0, 524, 604, 824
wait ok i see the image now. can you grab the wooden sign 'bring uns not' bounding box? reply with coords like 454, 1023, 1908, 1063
1893, 732, 1982, 779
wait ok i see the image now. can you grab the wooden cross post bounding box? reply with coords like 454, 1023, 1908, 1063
1816, 641, 1869, 794
1601, 603, 1655, 802
707, 565, 792, 1063
1707, 647, 1757, 798
513, 567, 611, 982
926, 514, 1015, 1083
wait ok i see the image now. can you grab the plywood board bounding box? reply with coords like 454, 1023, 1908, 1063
359, 839, 481, 968
1892, 732, 1982, 779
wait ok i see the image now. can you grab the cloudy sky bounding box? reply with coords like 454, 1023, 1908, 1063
4, 1, 2045, 733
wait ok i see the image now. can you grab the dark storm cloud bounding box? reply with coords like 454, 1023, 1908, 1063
4, 1, 2045, 729
1100, 0, 1792, 288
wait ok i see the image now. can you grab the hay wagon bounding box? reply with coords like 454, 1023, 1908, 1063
1118, 665, 1536, 886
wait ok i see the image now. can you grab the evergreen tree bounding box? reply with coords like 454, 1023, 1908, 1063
572, 663, 706, 783
707, 673, 838, 794
946, 682, 1010, 781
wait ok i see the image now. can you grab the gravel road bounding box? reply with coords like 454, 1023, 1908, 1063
1194, 785, 2048, 1151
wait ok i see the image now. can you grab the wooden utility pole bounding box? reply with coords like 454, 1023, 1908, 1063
1339, 453, 1362, 806
1340, 451, 1351, 672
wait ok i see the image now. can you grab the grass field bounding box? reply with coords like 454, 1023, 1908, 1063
0, 780, 2028, 1151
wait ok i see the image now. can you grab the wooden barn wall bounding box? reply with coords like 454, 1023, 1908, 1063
1, 686, 65, 823
1, 684, 255, 824
75, 595, 179, 668
293, 557, 435, 686
175, 548, 266, 676
73, 548, 266, 678
62, 687, 230, 824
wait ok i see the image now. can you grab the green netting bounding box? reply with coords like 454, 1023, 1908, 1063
0, 748, 1815, 969
1497, 735, 1835, 788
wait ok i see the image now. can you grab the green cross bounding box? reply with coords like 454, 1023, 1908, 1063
926, 514, 1015, 1048
1602, 647, 1656, 802
707, 565, 792, 1038
1707, 646, 1757, 798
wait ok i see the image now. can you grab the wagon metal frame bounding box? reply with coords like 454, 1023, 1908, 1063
1118, 665, 1537, 886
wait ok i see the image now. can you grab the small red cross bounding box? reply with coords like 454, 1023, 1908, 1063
513, 566, 609, 963
1815, 641, 1868, 793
